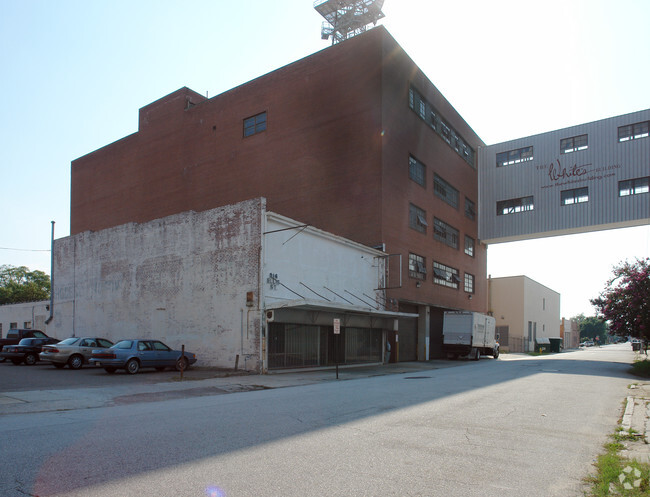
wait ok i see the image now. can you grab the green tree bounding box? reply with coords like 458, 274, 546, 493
570, 313, 609, 343
0, 265, 51, 304
591, 257, 650, 340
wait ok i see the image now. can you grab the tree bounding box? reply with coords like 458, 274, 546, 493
0, 265, 51, 304
591, 257, 650, 340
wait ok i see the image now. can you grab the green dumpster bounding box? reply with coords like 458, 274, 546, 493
549, 337, 562, 353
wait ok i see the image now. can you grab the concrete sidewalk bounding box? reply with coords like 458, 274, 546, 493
620, 382, 650, 463
0, 359, 462, 415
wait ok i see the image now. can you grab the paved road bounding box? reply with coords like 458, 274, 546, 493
0, 344, 636, 497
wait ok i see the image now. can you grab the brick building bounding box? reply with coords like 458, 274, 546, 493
70, 26, 486, 361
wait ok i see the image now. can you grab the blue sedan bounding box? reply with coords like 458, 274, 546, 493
89, 339, 197, 374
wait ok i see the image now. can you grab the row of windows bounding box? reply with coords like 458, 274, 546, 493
409, 155, 476, 220
409, 203, 475, 256
409, 86, 475, 168
497, 176, 649, 215
495, 120, 649, 167
408, 254, 475, 293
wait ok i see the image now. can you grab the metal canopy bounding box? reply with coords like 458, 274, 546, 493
314, 0, 385, 44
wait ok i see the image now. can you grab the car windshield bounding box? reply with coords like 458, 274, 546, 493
59, 337, 80, 345
112, 340, 133, 349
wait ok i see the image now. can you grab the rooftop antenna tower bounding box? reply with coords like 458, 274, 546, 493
314, 0, 386, 45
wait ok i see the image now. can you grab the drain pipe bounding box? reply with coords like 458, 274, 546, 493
45, 221, 55, 324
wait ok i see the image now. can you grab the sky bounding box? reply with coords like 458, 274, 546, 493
1, 0, 648, 318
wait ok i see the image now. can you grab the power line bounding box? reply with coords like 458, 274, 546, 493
0, 247, 50, 252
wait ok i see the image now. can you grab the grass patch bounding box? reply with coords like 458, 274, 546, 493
586, 437, 650, 496
631, 360, 650, 378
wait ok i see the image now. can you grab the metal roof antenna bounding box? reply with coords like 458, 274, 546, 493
314, 0, 386, 45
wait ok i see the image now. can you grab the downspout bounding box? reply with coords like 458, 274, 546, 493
45, 221, 55, 324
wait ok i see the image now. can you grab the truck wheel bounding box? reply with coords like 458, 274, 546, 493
473, 348, 480, 361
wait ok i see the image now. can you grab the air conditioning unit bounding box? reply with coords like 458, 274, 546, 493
266, 310, 275, 322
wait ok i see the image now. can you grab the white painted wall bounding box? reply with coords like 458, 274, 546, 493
0, 301, 51, 338
51, 198, 265, 370
262, 213, 386, 311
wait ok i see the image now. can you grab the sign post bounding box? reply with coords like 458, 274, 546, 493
333, 318, 341, 379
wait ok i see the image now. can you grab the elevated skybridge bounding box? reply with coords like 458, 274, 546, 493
314, 0, 385, 44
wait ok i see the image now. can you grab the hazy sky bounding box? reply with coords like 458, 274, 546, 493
1, 0, 648, 318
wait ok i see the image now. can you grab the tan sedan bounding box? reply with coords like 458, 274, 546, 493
40, 337, 114, 369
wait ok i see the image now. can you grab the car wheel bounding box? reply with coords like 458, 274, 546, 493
11, 359, 22, 365
53, 363, 66, 369
68, 354, 84, 370
104, 367, 117, 374
126, 358, 140, 374
24, 354, 38, 365
175, 357, 189, 372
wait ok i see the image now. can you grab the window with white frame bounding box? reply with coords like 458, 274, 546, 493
561, 187, 589, 205
408, 253, 427, 280
497, 196, 534, 215
464, 273, 474, 293
433, 261, 460, 289
619, 177, 650, 196
409, 203, 428, 233
496, 146, 534, 167
560, 134, 588, 154
464, 235, 475, 257
618, 121, 649, 142
433, 218, 459, 249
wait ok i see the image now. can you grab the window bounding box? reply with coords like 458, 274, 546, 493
23, 321, 32, 329
243, 111, 267, 137
561, 187, 589, 205
464, 235, 475, 257
465, 198, 476, 221
10, 322, 17, 329
409, 85, 475, 168
409, 155, 426, 187
433, 218, 459, 249
496, 146, 534, 167
433, 174, 459, 208
433, 261, 460, 289
497, 196, 534, 215
560, 134, 588, 154
618, 121, 649, 142
409, 203, 428, 233
619, 177, 650, 196
464, 273, 475, 293
408, 253, 427, 280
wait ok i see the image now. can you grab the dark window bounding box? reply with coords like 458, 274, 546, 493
434, 174, 459, 208
433, 261, 460, 289
619, 177, 650, 196
496, 146, 534, 167
408, 253, 427, 280
618, 121, 649, 142
465, 198, 476, 221
464, 273, 475, 293
243, 112, 267, 137
497, 196, 534, 215
409, 155, 426, 187
561, 187, 589, 205
433, 218, 459, 249
409, 85, 475, 168
560, 134, 588, 154
464, 235, 475, 257
409, 203, 428, 233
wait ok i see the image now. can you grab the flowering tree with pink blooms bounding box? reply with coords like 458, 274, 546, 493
591, 258, 650, 340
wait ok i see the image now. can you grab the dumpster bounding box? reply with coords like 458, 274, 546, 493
549, 337, 563, 353
535, 337, 551, 354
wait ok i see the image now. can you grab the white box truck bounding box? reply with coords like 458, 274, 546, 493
442, 311, 499, 360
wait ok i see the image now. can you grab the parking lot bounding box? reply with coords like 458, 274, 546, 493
0, 359, 230, 392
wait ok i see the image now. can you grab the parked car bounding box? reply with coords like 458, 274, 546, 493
1, 337, 60, 365
39, 336, 114, 369
89, 339, 197, 374
0, 329, 50, 362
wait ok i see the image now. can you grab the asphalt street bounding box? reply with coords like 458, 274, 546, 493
0, 344, 637, 497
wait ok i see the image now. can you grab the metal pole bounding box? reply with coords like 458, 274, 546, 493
46, 221, 55, 324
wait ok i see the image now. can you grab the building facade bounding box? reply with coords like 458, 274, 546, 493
0, 301, 50, 338
479, 109, 650, 244
489, 276, 561, 353
51, 197, 412, 371
69, 26, 486, 361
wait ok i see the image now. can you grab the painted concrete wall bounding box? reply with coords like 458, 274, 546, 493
490, 275, 560, 351
263, 213, 386, 311
51, 198, 265, 371
0, 301, 51, 338
480, 108, 650, 243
